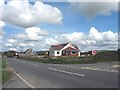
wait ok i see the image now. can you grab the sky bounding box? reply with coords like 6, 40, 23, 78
0, 0, 119, 52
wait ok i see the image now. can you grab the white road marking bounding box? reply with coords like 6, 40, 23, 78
52, 64, 119, 73
112, 65, 120, 68
48, 67, 85, 77
60, 70, 73, 74
48, 68, 57, 71
66, 66, 70, 67
97, 69, 104, 71
72, 73, 85, 77
9, 68, 34, 88
91, 68, 98, 71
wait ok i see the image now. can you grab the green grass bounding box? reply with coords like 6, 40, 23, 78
2, 59, 7, 68
2, 70, 12, 84
20, 50, 118, 64
0, 58, 13, 84
20, 56, 97, 64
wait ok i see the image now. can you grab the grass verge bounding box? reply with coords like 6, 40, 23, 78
0, 58, 13, 84
19, 51, 118, 64
2, 70, 13, 84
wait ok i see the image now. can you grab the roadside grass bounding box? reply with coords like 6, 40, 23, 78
0, 58, 13, 84
19, 51, 118, 64
20, 56, 97, 64
2, 70, 13, 84
2, 59, 7, 68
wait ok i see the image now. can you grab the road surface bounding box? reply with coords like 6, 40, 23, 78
4, 58, 118, 88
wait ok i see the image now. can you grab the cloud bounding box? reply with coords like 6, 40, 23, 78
0, 20, 5, 45
3, 27, 48, 51
5, 43, 12, 47
4, 39, 36, 51
89, 27, 118, 42
2, 0, 62, 28
3, 27, 118, 51
44, 27, 118, 51
0, 0, 4, 20
0, 0, 4, 6
9, 48, 17, 51
16, 27, 48, 41
0, 20, 5, 34
70, 2, 118, 19
7, 38, 17, 44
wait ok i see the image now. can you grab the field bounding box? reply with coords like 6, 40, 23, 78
20, 51, 118, 64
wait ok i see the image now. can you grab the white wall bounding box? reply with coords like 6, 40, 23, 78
78, 51, 80, 57
54, 50, 62, 56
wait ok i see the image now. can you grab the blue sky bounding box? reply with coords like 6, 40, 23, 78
0, 0, 118, 51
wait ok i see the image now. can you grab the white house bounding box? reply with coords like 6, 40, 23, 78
49, 43, 80, 57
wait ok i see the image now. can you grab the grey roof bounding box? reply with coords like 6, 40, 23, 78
51, 43, 68, 50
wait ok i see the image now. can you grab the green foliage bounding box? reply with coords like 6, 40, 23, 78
2, 70, 13, 84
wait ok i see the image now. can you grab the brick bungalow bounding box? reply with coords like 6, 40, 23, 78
49, 43, 80, 57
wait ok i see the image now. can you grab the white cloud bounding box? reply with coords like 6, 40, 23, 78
4, 27, 48, 51
7, 38, 16, 44
5, 43, 12, 47
0, 0, 4, 6
89, 27, 118, 42
45, 38, 59, 45
44, 27, 118, 51
0, 20, 5, 34
2, 0, 62, 28
70, 2, 118, 19
16, 27, 48, 41
9, 48, 17, 51
3, 27, 118, 51
0, 0, 4, 20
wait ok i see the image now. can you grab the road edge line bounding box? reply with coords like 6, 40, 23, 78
9, 68, 34, 88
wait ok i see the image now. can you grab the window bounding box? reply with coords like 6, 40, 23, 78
66, 50, 70, 54
72, 50, 76, 54
57, 51, 59, 54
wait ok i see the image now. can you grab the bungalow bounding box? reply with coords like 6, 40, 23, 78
49, 43, 80, 57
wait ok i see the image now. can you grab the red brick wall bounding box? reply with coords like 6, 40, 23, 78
62, 47, 78, 56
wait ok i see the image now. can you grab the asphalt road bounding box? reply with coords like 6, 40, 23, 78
4, 58, 118, 88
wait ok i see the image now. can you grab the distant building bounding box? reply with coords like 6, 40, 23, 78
80, 50, 97, 57
49, 43, 80, 57
89, 50, 97, 55
24, 48, 33, 55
